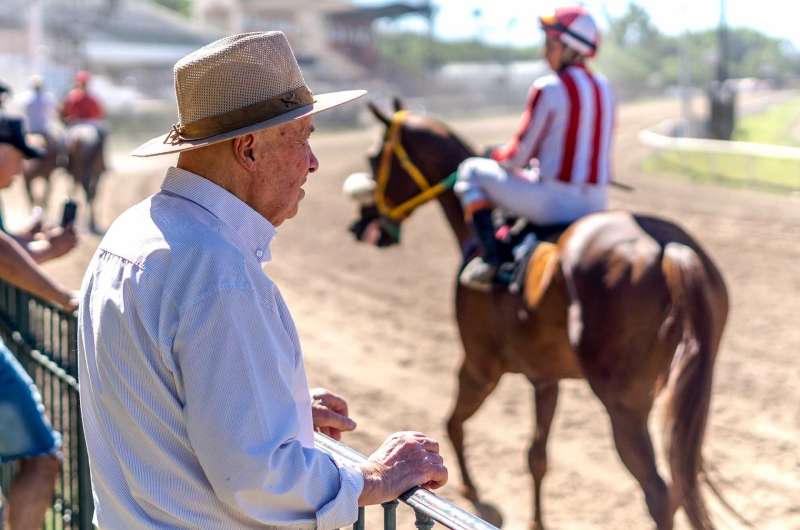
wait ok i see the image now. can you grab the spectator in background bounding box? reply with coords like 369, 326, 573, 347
0, 113, 79, 530
0, 79, 11, 111
0, 116, 77, 264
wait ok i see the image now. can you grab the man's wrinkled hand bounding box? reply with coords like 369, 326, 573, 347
358, 432, 448, 506
310, 388, 356, 441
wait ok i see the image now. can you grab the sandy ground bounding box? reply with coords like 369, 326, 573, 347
3, 94, 799, 529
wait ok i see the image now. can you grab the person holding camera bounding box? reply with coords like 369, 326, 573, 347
0, 114, 79, 530
0, 91, 77, 263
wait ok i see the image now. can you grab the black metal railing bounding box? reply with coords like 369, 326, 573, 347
0, 279, 92, 530
0, 278, 497, 530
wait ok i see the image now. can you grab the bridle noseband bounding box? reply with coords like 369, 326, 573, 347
374, 110, 458, 223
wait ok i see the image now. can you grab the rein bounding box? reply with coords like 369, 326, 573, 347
375, 110, 458, 222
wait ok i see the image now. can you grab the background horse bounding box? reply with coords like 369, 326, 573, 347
22, 132, 61, 208
344, 100, 729, 530
64, 123, 105, 233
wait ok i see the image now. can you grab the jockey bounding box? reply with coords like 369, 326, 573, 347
60, 70, 104, 126
455, 5, 616, 290
24, 75, 58, 137
60, 70, 107, 173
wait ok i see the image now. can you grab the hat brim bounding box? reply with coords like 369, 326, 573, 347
21, 144, 43, 159
132, 90, 367, 157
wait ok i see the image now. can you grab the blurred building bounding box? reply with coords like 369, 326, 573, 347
0, 0, 223, 99
1, 0, 541, 125
193, 0, 433, 88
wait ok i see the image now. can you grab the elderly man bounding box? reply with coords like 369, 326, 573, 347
0, 115, 78, 530
78, 32, 447, 529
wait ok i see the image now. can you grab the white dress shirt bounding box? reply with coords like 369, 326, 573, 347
78, 167, 363, 529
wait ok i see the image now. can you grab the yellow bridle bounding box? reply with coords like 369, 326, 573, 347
374, 110, 458, 222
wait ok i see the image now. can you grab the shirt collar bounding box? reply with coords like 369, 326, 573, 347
160, 167, 277, 264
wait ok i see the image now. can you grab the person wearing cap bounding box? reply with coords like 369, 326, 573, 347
0, 79, 11, 110
0, 116, 77, 264
78, 32, 447, 530
0, 115, 79, 530
455, 5, 616, 290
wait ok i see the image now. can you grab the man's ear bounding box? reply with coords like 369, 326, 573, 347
232, 134, 258, 171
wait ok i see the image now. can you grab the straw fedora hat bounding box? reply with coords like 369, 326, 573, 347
133, 31, 366, 157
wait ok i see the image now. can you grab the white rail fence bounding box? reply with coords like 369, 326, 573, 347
640, 120, 800, 192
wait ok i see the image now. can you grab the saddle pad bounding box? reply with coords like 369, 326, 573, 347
507, 240, 559, 306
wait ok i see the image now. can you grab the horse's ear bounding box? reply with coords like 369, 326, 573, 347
367, 101, 392, 127
393, 97, 404, 112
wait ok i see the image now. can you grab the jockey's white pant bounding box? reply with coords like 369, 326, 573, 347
454, 157, 608, 225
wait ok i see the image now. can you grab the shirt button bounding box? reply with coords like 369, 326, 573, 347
256, 249, 264, 258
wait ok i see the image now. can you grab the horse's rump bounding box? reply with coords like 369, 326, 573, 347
65, 123, 105, 185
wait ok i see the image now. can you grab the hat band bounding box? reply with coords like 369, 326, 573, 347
165, 86, 315, 144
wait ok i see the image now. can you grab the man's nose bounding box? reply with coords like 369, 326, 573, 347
308, 147, 320, 173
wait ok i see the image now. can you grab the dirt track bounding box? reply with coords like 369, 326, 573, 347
3, 96, 799, 529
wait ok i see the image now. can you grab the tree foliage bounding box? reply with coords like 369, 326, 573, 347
153, 0, 191, 17
595, 3, 800, 97
375, 3, 800, 98
375, 33, 539, 71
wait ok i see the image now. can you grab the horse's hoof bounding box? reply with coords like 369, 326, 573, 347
475, 502, 503, 528
530, 522, 546, 530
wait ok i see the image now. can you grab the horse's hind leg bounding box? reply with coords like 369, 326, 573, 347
605, 404, 673, 530
446, 358, 502, 505
84, 175, 100, 233
527, 379, 559, 530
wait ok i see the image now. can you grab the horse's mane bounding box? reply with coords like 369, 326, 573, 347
412, 114, 476, 161
448, 129, 477, 158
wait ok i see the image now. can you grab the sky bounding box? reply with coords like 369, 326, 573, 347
352, 0, 800, 49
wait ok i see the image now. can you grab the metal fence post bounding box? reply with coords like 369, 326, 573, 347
414, 509, 434, 530
382, 499, 399, 530
352, 507, 365, 530
0, 282, 91, 529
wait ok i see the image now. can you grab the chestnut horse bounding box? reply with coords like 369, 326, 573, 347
64, 123, 105, 233
344, 101, 729, 530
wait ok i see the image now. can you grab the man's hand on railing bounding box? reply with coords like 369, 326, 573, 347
310, 388, 356, 441
357, 431, 448, 507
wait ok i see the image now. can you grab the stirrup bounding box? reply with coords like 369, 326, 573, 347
459, 257, 497, 293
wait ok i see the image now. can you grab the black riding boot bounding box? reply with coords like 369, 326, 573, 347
460, 208, 501, 291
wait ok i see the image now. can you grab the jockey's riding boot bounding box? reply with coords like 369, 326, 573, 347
460, 208, 502, 292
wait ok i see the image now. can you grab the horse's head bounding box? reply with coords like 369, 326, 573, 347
344, 98, 473, 247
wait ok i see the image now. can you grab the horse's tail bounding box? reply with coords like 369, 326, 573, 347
661, 242, 720, 530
